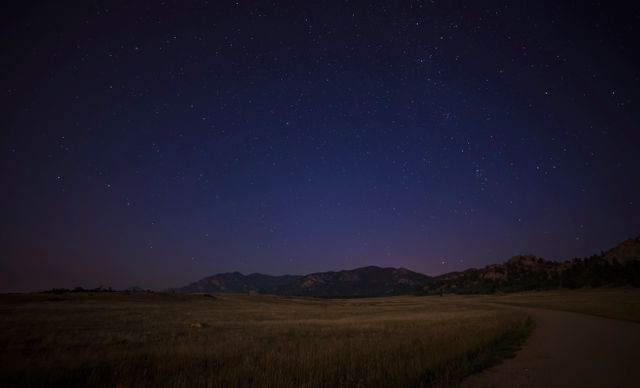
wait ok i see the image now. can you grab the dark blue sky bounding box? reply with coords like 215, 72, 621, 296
1, 1, 639, 292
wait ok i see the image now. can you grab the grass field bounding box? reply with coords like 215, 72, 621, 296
0, 293, 532, 388
474, 287, 640, 322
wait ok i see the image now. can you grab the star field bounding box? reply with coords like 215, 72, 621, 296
1, 1, 639, 291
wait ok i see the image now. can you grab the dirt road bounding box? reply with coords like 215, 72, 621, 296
459, 306, 640, 388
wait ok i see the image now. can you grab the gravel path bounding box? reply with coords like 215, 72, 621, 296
459, 306, 640, 388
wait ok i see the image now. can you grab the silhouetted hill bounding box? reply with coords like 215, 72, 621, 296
176, 272, 302, 293
425, 255, 565, 294
275, 266, 431, 298
423, 236, 640, 294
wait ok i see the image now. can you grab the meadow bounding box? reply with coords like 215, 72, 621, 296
0, 293, 531, 388
476, 287, 640, 322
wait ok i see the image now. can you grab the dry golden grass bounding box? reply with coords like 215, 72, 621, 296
469, 287, 640, 322
0, 293, 531, 387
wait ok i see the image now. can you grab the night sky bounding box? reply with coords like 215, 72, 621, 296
2, 1, 639, 292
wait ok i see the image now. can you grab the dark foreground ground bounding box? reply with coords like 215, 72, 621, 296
0, 292, 530, 387
460, 305, 640, 388
1, 288, 638, 387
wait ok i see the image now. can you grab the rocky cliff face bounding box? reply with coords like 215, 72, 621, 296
603, 236, 640, 264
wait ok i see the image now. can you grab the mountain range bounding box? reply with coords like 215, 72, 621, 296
176, 266, 430, 297
175, 235, 640, 297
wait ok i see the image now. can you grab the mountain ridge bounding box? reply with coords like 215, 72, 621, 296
175, 235, 640, 297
